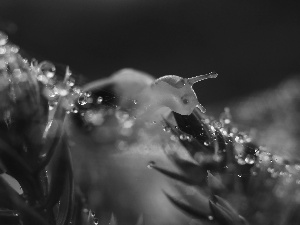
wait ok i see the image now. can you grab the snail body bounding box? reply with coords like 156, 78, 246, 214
67, 68, 217, 144
82, 68, 217, 120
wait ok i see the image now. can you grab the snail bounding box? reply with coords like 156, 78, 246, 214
82, 68, 218, 120
66, 69, 217, 144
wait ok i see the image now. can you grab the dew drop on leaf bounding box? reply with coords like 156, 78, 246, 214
186, 135, 192, 142
85, 91, 92, 97
179, 134, 187, 140
163, 126, 171, 132
72, 88, 80, 95
97, 96, 103, 104
245, 154, 255, 164
147, 161, 156, 169
78, 95, 87, 105
39, 61, 56, 78
71, 106, 79, 113
66, 77, 75, 87
237, 158, 246, 165
0, 32, 8, 46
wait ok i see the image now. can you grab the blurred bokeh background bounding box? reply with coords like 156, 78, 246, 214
1, 0, 300, 109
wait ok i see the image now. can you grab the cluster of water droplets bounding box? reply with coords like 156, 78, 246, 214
33, 60, 84, 113
147, 106, 300, 183
81, 208, 99, 225
0, 32, 33, 127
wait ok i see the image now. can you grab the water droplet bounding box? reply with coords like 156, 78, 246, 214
237, 174, 242, 178
153, 121, 157, 124
78, 94, 87, 105
224, 119, 231, 124
39, 61, 56, 78
208, 215, 214, 220
237, 158, 246, 165
133, 99, 137, 104
94, 218, 99, 225
71, 106, 79, 113
45, 88, 58, 99
85, 91, 92, 97
10, 45, 19, 53
0, 32, 8, 46
179, 134, 187, 140
245, 154, 255, 164
212, 120, 222, 129
56, 86, 69, 97
147, 161, 156, 169
186, 135, 192, 142
37, 74, 48, 84
49, 105, 54, 111
97, 96, 103, 104
204, 141, 209, 146
0, 46, 6, 54
220, 107, 232, 125
73, 87, 82, 94
163, 126, 171, 132
91, 211, 96, 217
66, 77, 75, 87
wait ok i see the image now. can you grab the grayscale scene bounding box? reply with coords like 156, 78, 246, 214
1, 0, 300, 225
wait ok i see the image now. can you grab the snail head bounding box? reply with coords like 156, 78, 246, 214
153, 72, 218, 115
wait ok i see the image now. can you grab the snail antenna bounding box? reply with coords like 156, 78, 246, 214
187, 72, 218, 85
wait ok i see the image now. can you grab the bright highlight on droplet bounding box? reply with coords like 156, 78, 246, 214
0, 32, 8, 46
97, 96, 103, 104
147, 161, 156, 169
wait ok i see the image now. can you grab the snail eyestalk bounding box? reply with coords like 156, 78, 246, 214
186, 72, 218, 85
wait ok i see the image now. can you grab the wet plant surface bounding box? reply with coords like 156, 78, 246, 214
1, 32, 300, 225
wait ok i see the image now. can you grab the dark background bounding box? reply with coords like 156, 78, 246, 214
1, 0, 300, 107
